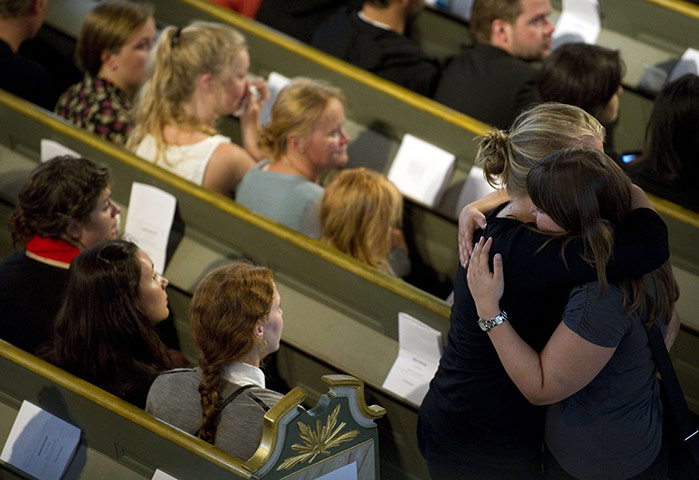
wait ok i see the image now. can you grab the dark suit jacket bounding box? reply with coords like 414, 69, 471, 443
256, 0, 360, 43
0, 39, 57, 110
312, 9, 440, 97
434, 44, 540, 129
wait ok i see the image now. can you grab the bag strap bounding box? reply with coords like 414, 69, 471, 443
646, 322, 699, 464
217, 384, 256, 414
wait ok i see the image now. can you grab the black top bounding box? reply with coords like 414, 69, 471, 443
312, 9, 440, 97
625, 161, 699, 213
256, 0, 361, 44
0, 251, 69, 354
434, 44, 540, 129
0, 39, 57, 110
418, 205, 669, 472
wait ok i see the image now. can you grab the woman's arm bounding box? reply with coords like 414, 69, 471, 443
239, 77, 270, 162
202, 143, 255, 197
467, 237, 615, 405
458, 189, 509, 267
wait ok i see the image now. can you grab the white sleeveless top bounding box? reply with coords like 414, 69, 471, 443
134, 134, 231, 186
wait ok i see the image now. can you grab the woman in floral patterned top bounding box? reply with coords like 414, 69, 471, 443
55, 0, 155, 147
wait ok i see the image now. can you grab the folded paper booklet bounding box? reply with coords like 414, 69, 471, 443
124, 182, 177, 275
314, 462, 358, 480
382, 313, 443, 406
552, 0, 600, 48
668, 48, 699, 83
152, 469, 179, 480
260, 71, 291, 126
1, 400, 81, 480
40, 139, 80, 163
387, 134, 455, 208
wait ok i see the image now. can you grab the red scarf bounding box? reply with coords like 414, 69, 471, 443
25, 235, 80, 264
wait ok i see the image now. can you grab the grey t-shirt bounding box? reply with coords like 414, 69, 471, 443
236, 161, 323, 237
146, 367, 283, 460
545, 282, 662, 480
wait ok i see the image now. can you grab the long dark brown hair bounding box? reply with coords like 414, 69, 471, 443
42, 240, 171, 405
190, 260, 275, 444
527, 148, 678, 324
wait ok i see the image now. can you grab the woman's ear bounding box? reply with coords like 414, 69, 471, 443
100, 50, 117, 71
65, 218, 84, 241
288, 135, 307, 155
254, 319, 265, 341
198, 73, 214, 92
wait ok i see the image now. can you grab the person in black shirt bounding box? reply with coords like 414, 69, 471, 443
313, 0, 440, 97
0, 0, 59, 109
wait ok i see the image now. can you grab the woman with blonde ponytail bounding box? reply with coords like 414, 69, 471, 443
128, 21, 268, 197
146, 260, 284, 460
418, 103, 672, 478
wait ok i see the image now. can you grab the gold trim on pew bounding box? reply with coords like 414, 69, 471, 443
0, 340, 252, 477
243, 386, 308, 473
322, 375, 387, 420
276, 403, 360, 471
0, 89, 451, 318
646, 0, 699, 20
647, 193, 699, 229
177, 0, 491, 135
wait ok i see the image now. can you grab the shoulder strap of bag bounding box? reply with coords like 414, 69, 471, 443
217, 384, 256, 414
646, 322, 699, 465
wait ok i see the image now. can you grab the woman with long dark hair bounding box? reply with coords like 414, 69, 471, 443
42, 240, 172, 408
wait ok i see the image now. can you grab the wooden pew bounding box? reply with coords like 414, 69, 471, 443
0, 90, 440, 479
0, 341, 386, 479
0, 340, 252, 479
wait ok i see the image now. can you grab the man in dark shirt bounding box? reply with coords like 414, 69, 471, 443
0, 0, 56, 110
434, 0, 554, 129
313, 0, 440, 97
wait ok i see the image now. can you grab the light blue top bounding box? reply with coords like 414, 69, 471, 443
236, 161, 323, 237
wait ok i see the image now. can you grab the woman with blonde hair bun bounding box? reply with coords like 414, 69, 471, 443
418, 103, 671, 478
320, 168, 408, 276
236, 77, 349, 235
147, 260, 284, 460
128, 21, 268, 197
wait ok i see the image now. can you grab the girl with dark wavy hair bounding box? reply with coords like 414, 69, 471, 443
42, 240, 172, 408
146, 260, 284, 460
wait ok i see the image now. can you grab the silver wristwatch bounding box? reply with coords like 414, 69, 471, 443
478, 311, 507, 332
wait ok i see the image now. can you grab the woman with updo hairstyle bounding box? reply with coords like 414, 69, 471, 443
55, 0, 156, 146
41, 240, 172, 408
468, 148, 676, 479
0, 156, 120, 354
236, 77, 349, 236
320, 168, 408, 276
419, 103, 671, 479
128, 21, 268, 197
538, 43, 625, 126
626, 73, 699, 212
147, 260, 284, 460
